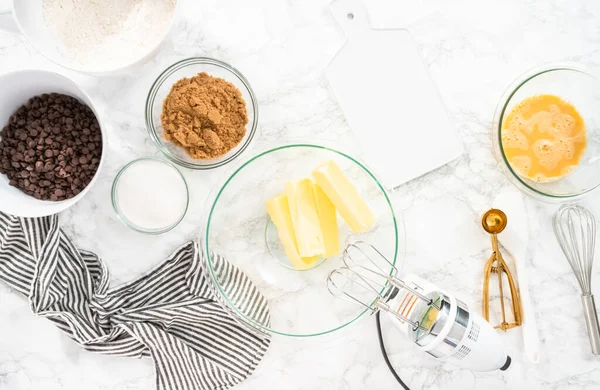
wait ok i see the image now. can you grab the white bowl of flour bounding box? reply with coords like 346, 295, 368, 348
7, 0, 177, 74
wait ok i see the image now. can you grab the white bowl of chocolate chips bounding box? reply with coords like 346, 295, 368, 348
0, 70, 106, 217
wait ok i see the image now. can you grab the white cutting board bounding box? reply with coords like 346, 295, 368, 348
326, 0, 463, 189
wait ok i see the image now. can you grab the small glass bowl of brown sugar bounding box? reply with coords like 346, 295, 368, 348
145, 57, 258, 170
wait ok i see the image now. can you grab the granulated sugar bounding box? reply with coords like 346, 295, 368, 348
43, 0, 176, 71
114, 159, 188, 232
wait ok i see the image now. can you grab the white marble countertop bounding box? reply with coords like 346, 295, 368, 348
2, 0, 600, 389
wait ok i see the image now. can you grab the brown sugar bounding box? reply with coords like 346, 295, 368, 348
160, 72, 248, 159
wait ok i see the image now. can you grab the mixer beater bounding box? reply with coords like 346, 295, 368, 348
328, 243, 439, 331
327, 241, 511, 372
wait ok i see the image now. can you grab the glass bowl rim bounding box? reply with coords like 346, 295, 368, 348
493, 62, 600, 201
201, 141, 403, 337
111, 156, 190, 235
145, 57, 259, 170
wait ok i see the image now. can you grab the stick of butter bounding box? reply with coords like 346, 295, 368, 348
266, 194, 319, 269
312, 181, 340, 257
312, 160, 375, 233
284, 179, 325, 257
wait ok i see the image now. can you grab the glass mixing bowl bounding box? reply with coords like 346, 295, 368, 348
201, 143, 404, 337
145, 57, 258, 170
492, 63, 600, 202
111, 157, 189, 234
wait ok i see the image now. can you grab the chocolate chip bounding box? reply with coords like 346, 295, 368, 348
0, 93, 102, 201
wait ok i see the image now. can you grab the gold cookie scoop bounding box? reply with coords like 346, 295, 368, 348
481, 209, 522, 331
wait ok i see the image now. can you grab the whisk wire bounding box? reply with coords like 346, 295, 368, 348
570, 209, 587, 290
554, 205, 596, 294
553, 204, 600, 355
585, 209, 596, 291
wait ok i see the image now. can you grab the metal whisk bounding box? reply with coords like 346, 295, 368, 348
553, 204, 600, 355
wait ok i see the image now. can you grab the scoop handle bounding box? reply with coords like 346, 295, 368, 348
581, 294, 600, 355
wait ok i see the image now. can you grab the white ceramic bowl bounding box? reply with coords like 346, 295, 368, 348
0, 70, 107, 217
4, 0, 178, 74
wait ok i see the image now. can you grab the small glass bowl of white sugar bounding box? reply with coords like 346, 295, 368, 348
111, 157, 189, 234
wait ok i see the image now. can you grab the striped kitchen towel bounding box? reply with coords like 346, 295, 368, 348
0, 212, 271, 390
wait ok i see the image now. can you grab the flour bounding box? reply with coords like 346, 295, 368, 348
42, 0, 176, 71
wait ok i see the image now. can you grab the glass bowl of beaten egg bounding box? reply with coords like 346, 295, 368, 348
199, 142, 404, 337
492, 63, 600, 202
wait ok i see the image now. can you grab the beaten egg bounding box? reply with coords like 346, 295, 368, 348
501, 94, 586, 183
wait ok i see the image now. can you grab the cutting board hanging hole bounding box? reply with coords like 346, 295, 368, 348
331, 0, 369, 36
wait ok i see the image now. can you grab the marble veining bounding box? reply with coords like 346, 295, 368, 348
1, 0, 600, 389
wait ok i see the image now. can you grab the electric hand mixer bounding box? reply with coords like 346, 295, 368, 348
327, 242, 511, 372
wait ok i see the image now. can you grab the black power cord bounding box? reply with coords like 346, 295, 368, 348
376, 311, 410, 390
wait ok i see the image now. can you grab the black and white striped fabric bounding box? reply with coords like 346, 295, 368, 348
0, 212, 271, 390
